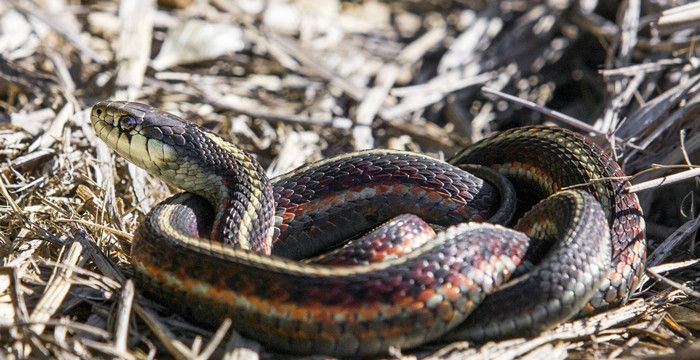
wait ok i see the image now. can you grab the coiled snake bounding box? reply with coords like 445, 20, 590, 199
90, 101, 646, 357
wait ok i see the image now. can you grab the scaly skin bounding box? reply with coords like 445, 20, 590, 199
449, 126, 646, 314
90, 101, 645, 357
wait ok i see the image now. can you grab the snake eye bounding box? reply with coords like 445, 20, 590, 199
119, 115, 138, 131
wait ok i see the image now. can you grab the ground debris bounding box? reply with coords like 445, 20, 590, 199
1, 0, 699, 358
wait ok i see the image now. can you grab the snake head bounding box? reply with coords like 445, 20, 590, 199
91, 101, 191, 173
91, 101, 212, 195
90, 101, 265, 207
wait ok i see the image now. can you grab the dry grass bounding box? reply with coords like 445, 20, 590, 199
1, 0, 700, 358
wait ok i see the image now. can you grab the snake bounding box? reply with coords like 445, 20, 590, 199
90, 101, 646, 357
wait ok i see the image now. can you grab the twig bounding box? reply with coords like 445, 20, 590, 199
55, 219, 133, 241
657, 2, 700, 34
354, 64, 399, 150
8, 0, 106, 64
626, 167, 700, 193
114, 280, 135, 353
617, 0, 640, 66
646, 215, 700, 267
114, 0, 155, 100
267, 32, 366, 101
196, 319, 232, 360
25, 238, 89, 358
647, 259, 700, 275
646, 269, 700, 300
133, 303, 193, 360
616, 72, 700, 140
481, 87, 602, 134
0, 174, 28, 224
397, 23, 447, 65
200, 91, 350, 128
599, 58, 689, 77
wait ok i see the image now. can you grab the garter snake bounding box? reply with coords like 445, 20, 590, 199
90, 101, 646, 356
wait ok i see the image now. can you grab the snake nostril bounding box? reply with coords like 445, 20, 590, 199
95, 108, 102, 116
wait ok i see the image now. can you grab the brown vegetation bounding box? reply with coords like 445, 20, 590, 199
1, 0, 699, 358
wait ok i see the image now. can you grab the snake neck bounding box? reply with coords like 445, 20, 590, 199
134, 124, 276, 253
176, 127, 276, 253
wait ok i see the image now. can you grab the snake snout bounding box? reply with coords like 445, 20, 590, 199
90, 102, 115, 132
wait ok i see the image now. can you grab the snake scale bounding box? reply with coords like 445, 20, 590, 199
90, 101, 646, 357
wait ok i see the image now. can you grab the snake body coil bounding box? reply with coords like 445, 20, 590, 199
91, 101, 645, 357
